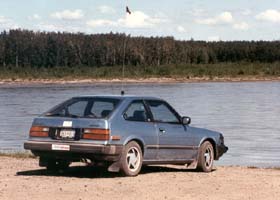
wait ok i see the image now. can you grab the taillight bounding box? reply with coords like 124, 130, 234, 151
82, 128, 110, 140
29, 126, 49, 137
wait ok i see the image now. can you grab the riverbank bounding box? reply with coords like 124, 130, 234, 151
1, 62, 280, 85
1, 76, 280, 85
0, 156, 279, 200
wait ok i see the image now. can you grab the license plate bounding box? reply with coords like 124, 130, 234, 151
59, 129, 75, 139
51, 144, 70, 151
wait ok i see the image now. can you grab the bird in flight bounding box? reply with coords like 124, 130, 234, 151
126, 6, 132, 14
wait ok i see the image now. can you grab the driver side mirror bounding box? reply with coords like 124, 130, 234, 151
182, 116, 191, 125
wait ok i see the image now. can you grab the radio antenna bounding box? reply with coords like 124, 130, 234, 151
121, 5, 132, 96
121, 34, 126, 96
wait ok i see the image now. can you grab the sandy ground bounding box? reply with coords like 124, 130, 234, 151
0, 76, 280, 85
0, 157, 279, 200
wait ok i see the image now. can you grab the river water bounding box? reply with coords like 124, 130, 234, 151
0, 81, 279, 167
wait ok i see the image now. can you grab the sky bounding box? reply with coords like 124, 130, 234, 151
0, 0, 280, 41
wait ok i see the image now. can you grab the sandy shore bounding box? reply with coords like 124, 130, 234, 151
0, 76, 280, 85
0, 157, 279, 200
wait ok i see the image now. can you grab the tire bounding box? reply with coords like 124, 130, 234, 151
46, 159, 70, 171
119, 141, 143, 176
197, 141, 214, 172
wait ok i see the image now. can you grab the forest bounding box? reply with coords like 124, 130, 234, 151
0, 29, 280, 79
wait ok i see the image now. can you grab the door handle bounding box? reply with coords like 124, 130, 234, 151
159, 128, 166, 134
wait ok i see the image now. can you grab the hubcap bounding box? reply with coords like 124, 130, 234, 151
126, 147, 141, 172
204, 147, 213, 168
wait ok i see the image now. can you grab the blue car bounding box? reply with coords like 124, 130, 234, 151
24, 95, 228, 176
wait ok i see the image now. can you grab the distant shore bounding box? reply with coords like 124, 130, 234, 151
1, 76, 280, 85
0, 62, 280, 85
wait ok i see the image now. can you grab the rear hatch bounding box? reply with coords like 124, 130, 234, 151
28, 96, 122, 143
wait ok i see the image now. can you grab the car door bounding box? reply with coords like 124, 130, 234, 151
122, 100, 158, 160
145, 100, 196, 161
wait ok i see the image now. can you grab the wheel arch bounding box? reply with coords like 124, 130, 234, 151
124, 137, 145, 155
199, 138, 217, 159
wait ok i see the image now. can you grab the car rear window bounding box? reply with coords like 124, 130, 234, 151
45, 97, 120, 119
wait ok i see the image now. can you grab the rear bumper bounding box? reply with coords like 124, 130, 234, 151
24, 140, 123, 161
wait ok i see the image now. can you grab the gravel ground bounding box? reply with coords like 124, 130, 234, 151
0, 156, 279, 200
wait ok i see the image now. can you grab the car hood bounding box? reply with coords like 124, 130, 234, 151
188, 126, 222, 138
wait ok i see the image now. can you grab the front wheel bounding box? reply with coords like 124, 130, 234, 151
197, 141, 214, 172
119, 141, 143, 176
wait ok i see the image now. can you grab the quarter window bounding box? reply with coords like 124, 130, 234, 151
124, 101, 148, 122
67, 100, 88, 117
91, 101, 114, 118
146, 100, 179, 123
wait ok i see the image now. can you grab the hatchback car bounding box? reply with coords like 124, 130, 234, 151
24, 95, 228, 176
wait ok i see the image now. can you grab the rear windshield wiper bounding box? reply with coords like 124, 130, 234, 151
45, 113, 61, 117
66, 114, 79, 118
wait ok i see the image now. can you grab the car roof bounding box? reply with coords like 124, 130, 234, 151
72, 95, 163, 101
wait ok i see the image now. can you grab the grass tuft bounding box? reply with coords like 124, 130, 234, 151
0, 151, 36, 159
247, 166, 258, 169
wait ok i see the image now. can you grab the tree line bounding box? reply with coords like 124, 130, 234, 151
0, 29, 280, 69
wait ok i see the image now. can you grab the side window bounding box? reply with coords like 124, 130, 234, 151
124, 101, 148, 122
67, 101, 88, 117
147, 100, 179, 123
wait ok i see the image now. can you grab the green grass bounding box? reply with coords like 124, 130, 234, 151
0, 151, 36, 159
0, 62, 280, 80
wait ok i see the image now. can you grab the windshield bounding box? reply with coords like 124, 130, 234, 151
44, 97, 121, 118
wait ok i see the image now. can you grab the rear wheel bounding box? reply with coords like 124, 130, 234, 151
119, 141, 143, 176
197, 141, 214, 172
